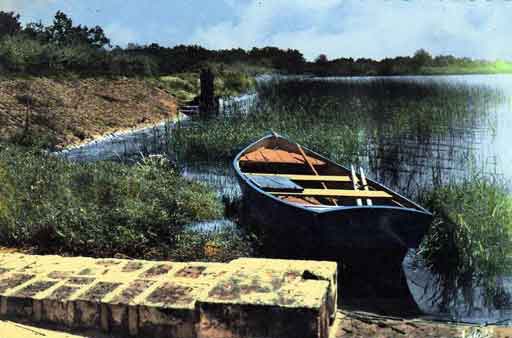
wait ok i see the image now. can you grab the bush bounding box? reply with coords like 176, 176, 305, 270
45, 43, 99, 72
0, 164, 16, 241
107, 53, 157, 76
0, 35, 47, 73
217, 71, 255, 96
420, 177, 512, 310
170, 221, 254, 262
0, 145, 223, 258
0, 35, 158, 76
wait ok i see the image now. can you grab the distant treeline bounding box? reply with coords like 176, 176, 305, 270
307, 50, 512, 76
0, 10, 510, 77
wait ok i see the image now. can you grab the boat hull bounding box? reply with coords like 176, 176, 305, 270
234, 134, 433, 257
237, 176, 431, 258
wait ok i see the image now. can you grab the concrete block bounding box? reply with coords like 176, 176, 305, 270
0, 253, 337, 338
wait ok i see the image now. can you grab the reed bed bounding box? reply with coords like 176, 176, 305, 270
419, 176, 512, 312
170, 78, 502, 168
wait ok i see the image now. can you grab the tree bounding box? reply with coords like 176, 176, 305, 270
412, 49, 432, 70
47, 11, 110, 48
0, 11, 21, 37
23, 21, 51, 42
315, 54, 328, 64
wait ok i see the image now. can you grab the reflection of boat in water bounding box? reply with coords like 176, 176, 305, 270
233, 133, 433, 256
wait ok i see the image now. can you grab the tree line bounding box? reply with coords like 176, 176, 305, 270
0, 11, 305, 76
308, 49, 510, 76
0, 10, 507, 77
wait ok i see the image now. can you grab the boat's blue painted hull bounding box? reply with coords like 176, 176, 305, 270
237, 176, 431, 257
234, 134, 433, 257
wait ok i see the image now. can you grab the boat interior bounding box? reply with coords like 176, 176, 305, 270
238, 137, 417, 209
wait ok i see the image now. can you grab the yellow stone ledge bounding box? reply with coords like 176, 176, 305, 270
0, 253, 337, 338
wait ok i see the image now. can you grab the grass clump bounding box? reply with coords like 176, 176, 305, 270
156, 73, 198, 102
215, 70, 256, 97
170, 221, 254, 262
419, 177, 512, 312
0, 144, 223, 259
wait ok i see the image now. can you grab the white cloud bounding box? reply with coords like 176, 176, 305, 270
104, 23, 138, 47
0, 0, 56, 13
189, 0, 512, 61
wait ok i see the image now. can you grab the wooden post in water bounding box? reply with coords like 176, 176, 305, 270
199, 68, 217, 118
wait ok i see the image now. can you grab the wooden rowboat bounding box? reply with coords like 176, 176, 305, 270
233, 133, 432, 256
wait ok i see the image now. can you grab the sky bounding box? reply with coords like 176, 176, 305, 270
1, 0, 511, 61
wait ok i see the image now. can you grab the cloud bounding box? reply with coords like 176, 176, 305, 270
189, 0, 512, 61
104, 23, 138, 47
0, 0, 56, 13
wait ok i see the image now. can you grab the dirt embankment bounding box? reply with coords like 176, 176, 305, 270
0, 77, 178, 149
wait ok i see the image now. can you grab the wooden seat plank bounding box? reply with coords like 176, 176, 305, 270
270, 189, 392, 198
247, 175, 304, 192
245, 173, 351, 182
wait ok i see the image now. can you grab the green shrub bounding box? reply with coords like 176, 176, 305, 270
217, 71, 255, 97
45, 43, 99, 72
159, 75, 197, 92
420, 177, 512, 310
0, 35, 47, 73
0, 164, 16, 241
156, 74, 198, 101
0, 145, 223, 258
170, 221, 254, 262
0, 35, 158, 76
108, 53, 157, 76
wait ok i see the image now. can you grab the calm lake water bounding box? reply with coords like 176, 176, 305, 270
59, 74, 512, 323
361, 75, 512, 194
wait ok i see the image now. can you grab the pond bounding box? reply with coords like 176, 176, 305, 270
58, 74, 512, 324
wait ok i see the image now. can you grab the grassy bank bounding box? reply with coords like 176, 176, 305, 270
0, 76, 179, 149
154, 67, 257, 103
0, 143, 251, 261
421, 61, 512, 75
420, 177, 512, 311
0, 68, 258, 151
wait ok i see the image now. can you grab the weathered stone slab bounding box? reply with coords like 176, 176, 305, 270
230, 258, 338, 320
197, 302, 329, 338
197, 258, 336, 338
0, 253, 337, 338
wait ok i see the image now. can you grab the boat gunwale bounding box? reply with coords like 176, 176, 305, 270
233, 133, 433, 217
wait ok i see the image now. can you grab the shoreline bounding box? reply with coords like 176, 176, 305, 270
52, 114, 188, 161
53, 115, 182, 153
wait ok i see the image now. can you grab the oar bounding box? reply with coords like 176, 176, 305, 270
351, 165, 363, 206
297, 143, 338, 206
359, 167, 373, 206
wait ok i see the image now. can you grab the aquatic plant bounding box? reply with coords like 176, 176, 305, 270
419, 176, 512, 312
170, 78, 503, 173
